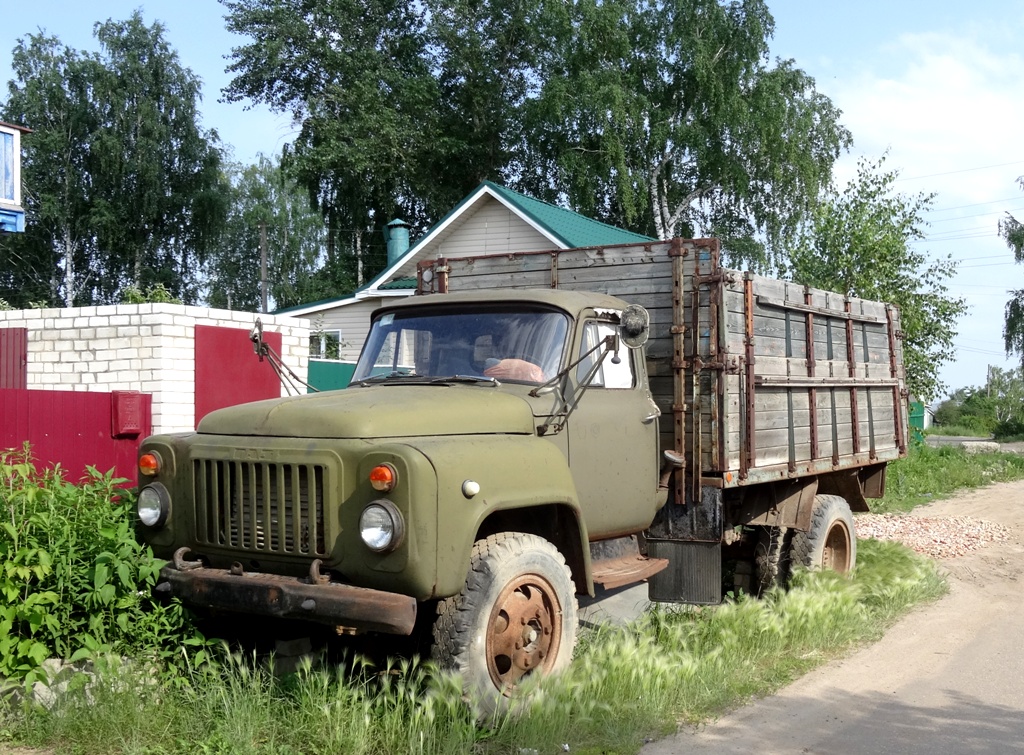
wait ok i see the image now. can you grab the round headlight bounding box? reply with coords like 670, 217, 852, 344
359, 501, 405, 553
137, 483, 170, 527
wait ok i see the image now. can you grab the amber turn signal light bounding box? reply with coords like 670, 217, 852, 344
139, 452, 161, 477
369, 463, 397, 492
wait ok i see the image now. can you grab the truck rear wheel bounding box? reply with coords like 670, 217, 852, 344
791, 495, 856, 573
431, 532, 578, 717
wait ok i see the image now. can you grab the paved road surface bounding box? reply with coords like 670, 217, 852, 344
641, 480, 1024, 755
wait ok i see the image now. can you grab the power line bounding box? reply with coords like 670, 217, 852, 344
928, 195, 1024, 213
926, 203, 1024, 224
896, 160, 1024, 182
954, 343, 1008, 357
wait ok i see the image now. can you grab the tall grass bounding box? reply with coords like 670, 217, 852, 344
923, 425, 990, 438
875, 443, 1024, 513
3, 539, 945, 755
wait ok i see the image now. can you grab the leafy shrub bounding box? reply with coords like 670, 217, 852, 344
0, 444, 205, 685
120, 283, 182, 305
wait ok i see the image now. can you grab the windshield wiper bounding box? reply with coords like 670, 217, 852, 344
356, 371, 425, 385
431, 374, 501, 387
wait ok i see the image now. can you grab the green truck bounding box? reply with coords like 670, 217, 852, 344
136, 238, 907, 709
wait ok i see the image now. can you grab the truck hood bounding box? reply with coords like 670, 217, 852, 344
196, 385, 537, 438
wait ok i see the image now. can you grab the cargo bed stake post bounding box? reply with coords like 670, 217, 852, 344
885, 305, 907, 454
670, 238, 688, 505
805, 286, 819, 460
845, 299, 860, 454
741, 272, 755, 480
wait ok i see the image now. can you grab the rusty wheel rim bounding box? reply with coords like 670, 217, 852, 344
822, 520, 852, 573
485, 574, 562, 694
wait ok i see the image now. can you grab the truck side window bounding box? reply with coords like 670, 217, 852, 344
577, 321, 634, 388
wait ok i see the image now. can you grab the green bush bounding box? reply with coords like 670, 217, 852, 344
0, 444, 206, 685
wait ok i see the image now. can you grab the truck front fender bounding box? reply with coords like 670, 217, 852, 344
408, 435, 591, 597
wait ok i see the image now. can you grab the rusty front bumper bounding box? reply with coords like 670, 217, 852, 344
156, 558, 418, 636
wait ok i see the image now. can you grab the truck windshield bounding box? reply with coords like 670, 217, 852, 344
352, 306, 570, 385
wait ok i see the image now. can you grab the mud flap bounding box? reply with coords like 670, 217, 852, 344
646, 540, 722, 605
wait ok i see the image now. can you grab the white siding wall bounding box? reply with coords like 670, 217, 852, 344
433, 197, 553, 257
289, 194, 562, 347
0, 304, 309, 434
393, 196, 555, 278
303, 299, 381, 361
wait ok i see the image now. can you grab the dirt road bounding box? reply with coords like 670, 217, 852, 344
642, 479, 1024, 755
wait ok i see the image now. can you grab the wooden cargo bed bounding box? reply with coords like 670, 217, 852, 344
417, 238, 908, 495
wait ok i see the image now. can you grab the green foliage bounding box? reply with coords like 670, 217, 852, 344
208, 156, 347, 311
0, 298, 11, 310
3, 538, 944, 754
222, 0, 849, 269
932, 367, 1024, 436
223, 0, 440, 285
1001, 176, 1024, 360
120, 283, 183, 305
520, 0, 849, 266
933, 386, 996, 434
874, 443, 1024, 514
0, 444, 206, 685
790, 155, 967, 402
0, 13, 228, 307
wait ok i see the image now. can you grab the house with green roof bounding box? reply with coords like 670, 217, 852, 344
277, 181, 652, 388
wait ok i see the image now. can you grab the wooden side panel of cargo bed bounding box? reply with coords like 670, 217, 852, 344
718, 273, 907, 484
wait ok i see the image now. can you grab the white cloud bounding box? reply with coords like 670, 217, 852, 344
813, 28, 1024, 393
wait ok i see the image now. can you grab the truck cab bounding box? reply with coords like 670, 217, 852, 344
137, 289, 665, 711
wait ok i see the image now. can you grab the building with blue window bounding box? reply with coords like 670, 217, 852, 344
0, 121, 30, 234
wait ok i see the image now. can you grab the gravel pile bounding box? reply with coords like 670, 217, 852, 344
854, 513, 1012, 559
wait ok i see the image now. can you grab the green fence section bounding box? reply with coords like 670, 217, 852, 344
908, 400, 925, 442
308, 360, 356, 392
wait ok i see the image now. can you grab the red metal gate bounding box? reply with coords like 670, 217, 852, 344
0, 327, 27, 389
0, 388, 151, 483
194, 325, 282, 428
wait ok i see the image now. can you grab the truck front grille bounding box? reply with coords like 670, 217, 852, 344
193, 460, 327, 556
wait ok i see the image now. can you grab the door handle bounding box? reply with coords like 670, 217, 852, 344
642, 410, 660, 424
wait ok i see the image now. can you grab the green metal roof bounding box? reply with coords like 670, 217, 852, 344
378, 277, 418, 290
481, 182, 653, 248
273, 182, 653, 315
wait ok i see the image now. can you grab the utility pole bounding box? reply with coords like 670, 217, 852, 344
259, 221, 268, 314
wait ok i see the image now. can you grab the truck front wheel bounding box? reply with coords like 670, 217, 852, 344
431, 532, 578, 716
791, 495, 856, 573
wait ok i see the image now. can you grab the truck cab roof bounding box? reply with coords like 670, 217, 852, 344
374, 288, 633, 319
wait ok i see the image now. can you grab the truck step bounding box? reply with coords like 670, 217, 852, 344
591, 555, 669, 590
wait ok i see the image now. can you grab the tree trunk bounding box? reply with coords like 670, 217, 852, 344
62, 228, 76, 307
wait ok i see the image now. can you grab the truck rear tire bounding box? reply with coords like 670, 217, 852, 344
431, 532, 578, 717
791, 495, 856, 573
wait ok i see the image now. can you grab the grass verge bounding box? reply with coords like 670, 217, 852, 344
874, 443, 1024, 513
1, 538, 946, 755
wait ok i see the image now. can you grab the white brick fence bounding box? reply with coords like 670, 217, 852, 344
0, 304, 310, 435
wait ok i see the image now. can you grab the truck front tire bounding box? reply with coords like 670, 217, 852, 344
431, 532, 578, 716
791, 495, 856, 573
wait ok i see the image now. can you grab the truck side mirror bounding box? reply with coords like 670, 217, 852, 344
619, 304, 649, 349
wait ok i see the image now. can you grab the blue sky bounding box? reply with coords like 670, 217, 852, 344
2, 0, 1023, 396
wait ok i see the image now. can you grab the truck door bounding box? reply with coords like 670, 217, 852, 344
567, 319, 661, 538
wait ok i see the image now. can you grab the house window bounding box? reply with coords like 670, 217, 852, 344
310, 330, 343, 359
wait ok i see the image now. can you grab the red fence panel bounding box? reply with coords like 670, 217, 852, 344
0, 388, 152, 484
0, 328, 27, 389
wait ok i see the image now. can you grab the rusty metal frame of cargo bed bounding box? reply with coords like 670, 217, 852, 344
416, 239, 908, 499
